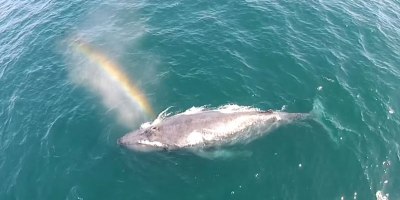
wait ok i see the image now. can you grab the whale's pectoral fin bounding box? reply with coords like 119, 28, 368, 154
192, 149, 252, 159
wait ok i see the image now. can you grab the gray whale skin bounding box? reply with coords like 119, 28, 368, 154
118, 105, 308, 152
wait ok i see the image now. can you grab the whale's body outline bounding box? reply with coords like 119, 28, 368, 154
118, 105, 309, 152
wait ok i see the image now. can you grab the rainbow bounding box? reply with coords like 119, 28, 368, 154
72, 40, 154, 117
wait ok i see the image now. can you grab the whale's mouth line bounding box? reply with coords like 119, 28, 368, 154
119, 138, 166, 148
137, 140, 166, 147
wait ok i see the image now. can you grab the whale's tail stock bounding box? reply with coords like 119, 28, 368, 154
272, 98, 325, 127
311, 98, 325, 119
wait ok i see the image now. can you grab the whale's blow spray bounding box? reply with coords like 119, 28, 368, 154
68, 39, 153, 127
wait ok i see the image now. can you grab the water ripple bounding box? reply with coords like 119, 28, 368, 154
1, 0, 400, 199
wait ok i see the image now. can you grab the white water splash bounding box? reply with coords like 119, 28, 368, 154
171, 104, 260, 117
179, 106, 208, 115
216, 104, 260, 113
376, 191, 389, 200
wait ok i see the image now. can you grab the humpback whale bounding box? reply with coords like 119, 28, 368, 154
118, 105, 309, 152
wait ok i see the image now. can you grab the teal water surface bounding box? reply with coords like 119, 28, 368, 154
1, 0, 399, 199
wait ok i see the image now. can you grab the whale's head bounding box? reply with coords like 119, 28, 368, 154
118, 126, 166, 152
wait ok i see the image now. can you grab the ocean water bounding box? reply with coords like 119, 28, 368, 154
0, 0, 399, 199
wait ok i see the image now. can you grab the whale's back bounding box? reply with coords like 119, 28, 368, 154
152, 110, 278, 149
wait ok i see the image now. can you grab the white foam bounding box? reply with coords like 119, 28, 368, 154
216, 104, 260, 113
388, 107, 394, 114
169, 104, 261, 116
152, 106, 174, 125
323, 77, 335, 82
140, 122, 152, 129
376, 191, 389, 200
157, 106, 173, 119
141, 111, 170, 127
180, 106, 208, 115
